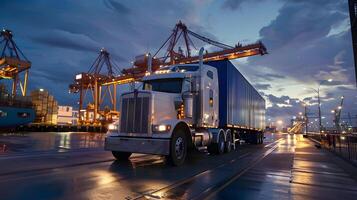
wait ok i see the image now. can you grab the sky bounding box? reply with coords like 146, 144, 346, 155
1, 0, 356, 129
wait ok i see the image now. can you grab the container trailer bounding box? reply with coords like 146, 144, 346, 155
105, 49, 265, 166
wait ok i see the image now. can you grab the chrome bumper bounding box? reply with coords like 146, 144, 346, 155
104, 136, 170, 155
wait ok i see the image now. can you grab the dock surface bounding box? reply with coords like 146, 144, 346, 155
0, 132, 356, 200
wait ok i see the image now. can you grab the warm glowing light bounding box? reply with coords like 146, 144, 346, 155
277, 120, 283, 125
75, 74, 82, 80
108, 124, 117, 131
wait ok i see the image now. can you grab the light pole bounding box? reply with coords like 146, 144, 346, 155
305, 79, 332, 134
303, 103, 308, 135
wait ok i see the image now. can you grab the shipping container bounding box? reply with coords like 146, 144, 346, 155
206, 60, 265, 130
30, 89, 58, 124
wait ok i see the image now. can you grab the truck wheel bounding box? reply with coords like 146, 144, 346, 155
225, 131, 232, 153
166, 129, 187, 166
112, 151, 132, 160
208, 133, 225, 155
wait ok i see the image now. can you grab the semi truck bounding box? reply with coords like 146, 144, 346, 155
105, 49, 265, 166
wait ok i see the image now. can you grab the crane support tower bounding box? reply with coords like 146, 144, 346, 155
0, 29, 31, 96
69, 48, 121, 125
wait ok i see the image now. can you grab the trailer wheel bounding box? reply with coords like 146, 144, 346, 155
225, 131, 232, 153
208, 133, 225, 155
166, 129, 187, 166
112, 151, 132, 160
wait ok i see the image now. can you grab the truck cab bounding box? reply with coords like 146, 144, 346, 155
105, 63, 222, 165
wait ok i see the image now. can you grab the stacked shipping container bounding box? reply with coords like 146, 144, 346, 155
30, 89, 58, 124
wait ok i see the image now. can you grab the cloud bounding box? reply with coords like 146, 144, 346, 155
104, 0, 131, 14
0, 0, 206, 106
32, 29, 100, 53
254, 72, 285, 81
249, 0, 352, 84
263, 93, 302, 119
254, 83, 271, 90
222, 0, 267, 10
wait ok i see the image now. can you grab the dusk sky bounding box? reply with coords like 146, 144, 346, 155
1, 0, 356, 128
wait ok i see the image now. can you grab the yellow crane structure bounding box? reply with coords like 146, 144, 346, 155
0, 29, 31, 96
69, 49, 121, 125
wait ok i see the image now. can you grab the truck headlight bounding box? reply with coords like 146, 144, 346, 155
153, 124, 171, 132
108, 123, 118, 131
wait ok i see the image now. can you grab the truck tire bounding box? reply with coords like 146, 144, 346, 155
112, 151, 132, 160
166, 129, 187, 166
208, 133, 225, 155
225, 131, 232, 153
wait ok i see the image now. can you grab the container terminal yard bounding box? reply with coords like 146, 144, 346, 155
1, 1, 357, 200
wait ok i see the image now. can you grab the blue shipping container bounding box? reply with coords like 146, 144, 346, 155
206, 60, 265, 130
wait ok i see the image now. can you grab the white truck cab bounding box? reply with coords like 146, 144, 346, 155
105, 63, 222, 165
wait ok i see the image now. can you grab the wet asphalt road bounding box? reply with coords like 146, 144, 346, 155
0, 132, 356, 200
0, 132, 105, 154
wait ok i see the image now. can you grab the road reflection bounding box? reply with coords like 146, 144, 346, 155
0, 132, 105, 154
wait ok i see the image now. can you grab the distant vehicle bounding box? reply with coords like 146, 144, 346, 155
105, 50, 265, 166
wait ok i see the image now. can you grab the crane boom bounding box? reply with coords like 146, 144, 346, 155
115, 21, 267, 85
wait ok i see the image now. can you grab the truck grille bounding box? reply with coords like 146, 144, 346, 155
120, 95, 150, 133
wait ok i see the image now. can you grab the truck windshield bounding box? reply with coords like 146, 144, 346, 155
143, 78, 183, 93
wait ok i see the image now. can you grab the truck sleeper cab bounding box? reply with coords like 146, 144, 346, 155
105, 60, 265, 166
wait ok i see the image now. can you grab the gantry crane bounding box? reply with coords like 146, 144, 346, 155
70, 21, 267, 125
332, 96, 344, 132
69, 48, 121, 125
105, 21, 267, 86
0, 29, 31, 96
